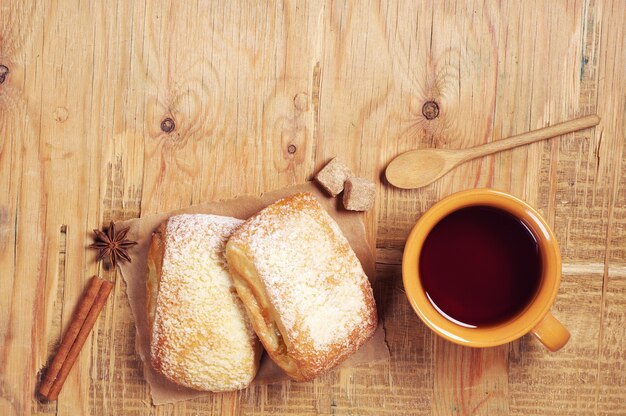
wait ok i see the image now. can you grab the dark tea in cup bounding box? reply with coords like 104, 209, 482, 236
419, 206, 542, 328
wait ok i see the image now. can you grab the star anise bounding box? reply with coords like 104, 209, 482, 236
89, 221, 137, 269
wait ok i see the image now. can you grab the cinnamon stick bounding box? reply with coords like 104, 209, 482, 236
39, 276, 114, 400
39, 276, 103, 397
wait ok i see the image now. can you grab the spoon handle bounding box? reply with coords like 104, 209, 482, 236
461, 115, 600, 161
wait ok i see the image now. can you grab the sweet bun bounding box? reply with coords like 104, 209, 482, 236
147, 214, 261, 391
225, 193, 377, 381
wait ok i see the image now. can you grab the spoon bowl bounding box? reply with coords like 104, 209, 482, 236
385, 149, 462, 189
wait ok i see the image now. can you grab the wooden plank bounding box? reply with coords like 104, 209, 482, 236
1, 2, 49, 416
1, 0, 625, 415
593, 1, 626, 415
433, 344, 508, 416
598, 268, 626, 414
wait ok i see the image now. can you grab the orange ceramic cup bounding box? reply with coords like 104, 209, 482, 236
403, 189, 570, 351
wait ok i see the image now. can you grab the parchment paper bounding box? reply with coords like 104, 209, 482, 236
117, 182, 389, 405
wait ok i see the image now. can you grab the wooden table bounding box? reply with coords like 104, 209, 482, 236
2, 1, 625, 415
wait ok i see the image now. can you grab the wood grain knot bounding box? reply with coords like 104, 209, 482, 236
160, 118, 175, 133
422, 101, 439, 120
54, 107, 69, 123
0, 65, 9, 84
287, 144, 297, 154
293, 93, 309, 111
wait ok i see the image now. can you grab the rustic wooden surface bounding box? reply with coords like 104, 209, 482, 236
1, 1, 625, 415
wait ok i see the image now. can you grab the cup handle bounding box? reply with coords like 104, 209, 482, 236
530, 312, 570, 352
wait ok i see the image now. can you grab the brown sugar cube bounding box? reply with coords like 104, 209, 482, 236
315, 158, 353, 196
343, 177, 376, 211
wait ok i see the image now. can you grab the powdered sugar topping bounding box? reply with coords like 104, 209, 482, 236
151, 214, 258, 391
229, 193, 373, 352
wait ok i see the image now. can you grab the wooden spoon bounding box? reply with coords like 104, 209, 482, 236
385, 114, 600, 189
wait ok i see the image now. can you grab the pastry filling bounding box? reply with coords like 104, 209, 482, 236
146, 226, 165, 332
227, 245, 299, 376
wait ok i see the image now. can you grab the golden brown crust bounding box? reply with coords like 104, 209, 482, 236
226, 192, 378, 381
146, 224, 166, 341
147, 215, 262, 391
